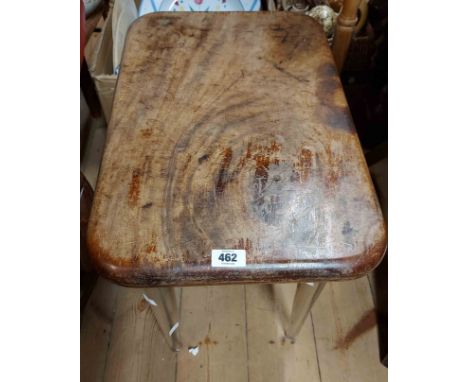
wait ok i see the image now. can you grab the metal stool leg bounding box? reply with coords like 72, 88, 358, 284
165, 287, 182, 352
145, 287, 182, 352
285, 282, 325, 341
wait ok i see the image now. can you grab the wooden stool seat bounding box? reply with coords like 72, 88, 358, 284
88, 12, 386, 287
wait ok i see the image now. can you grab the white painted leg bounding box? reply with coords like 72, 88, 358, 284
144, 287, 182, 352
285, 282, 325, 341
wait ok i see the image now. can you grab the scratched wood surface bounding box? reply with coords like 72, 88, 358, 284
87, 13, 386, 286
81, 278, 387, 382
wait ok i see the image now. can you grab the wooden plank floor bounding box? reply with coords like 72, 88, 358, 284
81, 278, 387, 382
80, 102, 387, 382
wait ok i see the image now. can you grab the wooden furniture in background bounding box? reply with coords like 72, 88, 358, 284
88, 13, 386, 341
332, 0, 361, 72
85, 0, 363, 125
81, 0, 107, 119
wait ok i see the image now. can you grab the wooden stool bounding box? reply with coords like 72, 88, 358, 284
88, 13, 386, 349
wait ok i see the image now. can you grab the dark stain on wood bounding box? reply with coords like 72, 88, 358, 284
269, 141, 281, 152
203, 336, 218, 345
246, 142, 252, 158
291, 148, 312, 183
254, 154, 270, 205
272, 63, 310, 84
324, 144, 343, 189
198, 154, 210, 164
181, 154, 192, 174
318, 78, 341, 104
142, 202, 153, 209
265, 195, 281, 225
235, 238, 253, 251
141, 128, 152, 138
341, 221, 353, 236
251, 142, 281, 205
317, 62, 337, 78
239, 141, 281, 176
145, 243, 157, 254
215, 148, 233, 195
268, 340, 275, 344
335, 309, 377, 350
299, 148, 312, 182
321, 105, 355, 133
128, 169, 141, 207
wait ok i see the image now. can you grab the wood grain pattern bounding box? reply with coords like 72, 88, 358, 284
88, 13, 386, 287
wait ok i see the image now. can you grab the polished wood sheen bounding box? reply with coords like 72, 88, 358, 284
88, 13, 386, 287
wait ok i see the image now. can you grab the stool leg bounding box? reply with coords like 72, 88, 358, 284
160, 287, 182, 352
285, 282, 325, 341
166, 287, 182, 351
145, 287, 182, 352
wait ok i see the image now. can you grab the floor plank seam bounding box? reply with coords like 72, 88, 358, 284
243, 286, 251, 382
100, 288, 119, 382
310, 311, 323, 382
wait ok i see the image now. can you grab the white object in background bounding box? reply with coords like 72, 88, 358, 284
112, 0, 138, 74
138, 0, 260, 15
188, 346, 199, 356
305, 5, 337, 38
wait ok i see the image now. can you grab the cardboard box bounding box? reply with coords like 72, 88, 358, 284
86, 1, 142, 122
86, 13, 116, 123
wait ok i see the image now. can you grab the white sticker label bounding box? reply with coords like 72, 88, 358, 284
211, 249, 246, 267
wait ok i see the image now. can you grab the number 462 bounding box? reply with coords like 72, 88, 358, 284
218, 253, 237, 262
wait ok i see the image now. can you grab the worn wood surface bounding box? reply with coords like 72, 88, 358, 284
80, 278, 387, 382
88, 13, 386, 287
